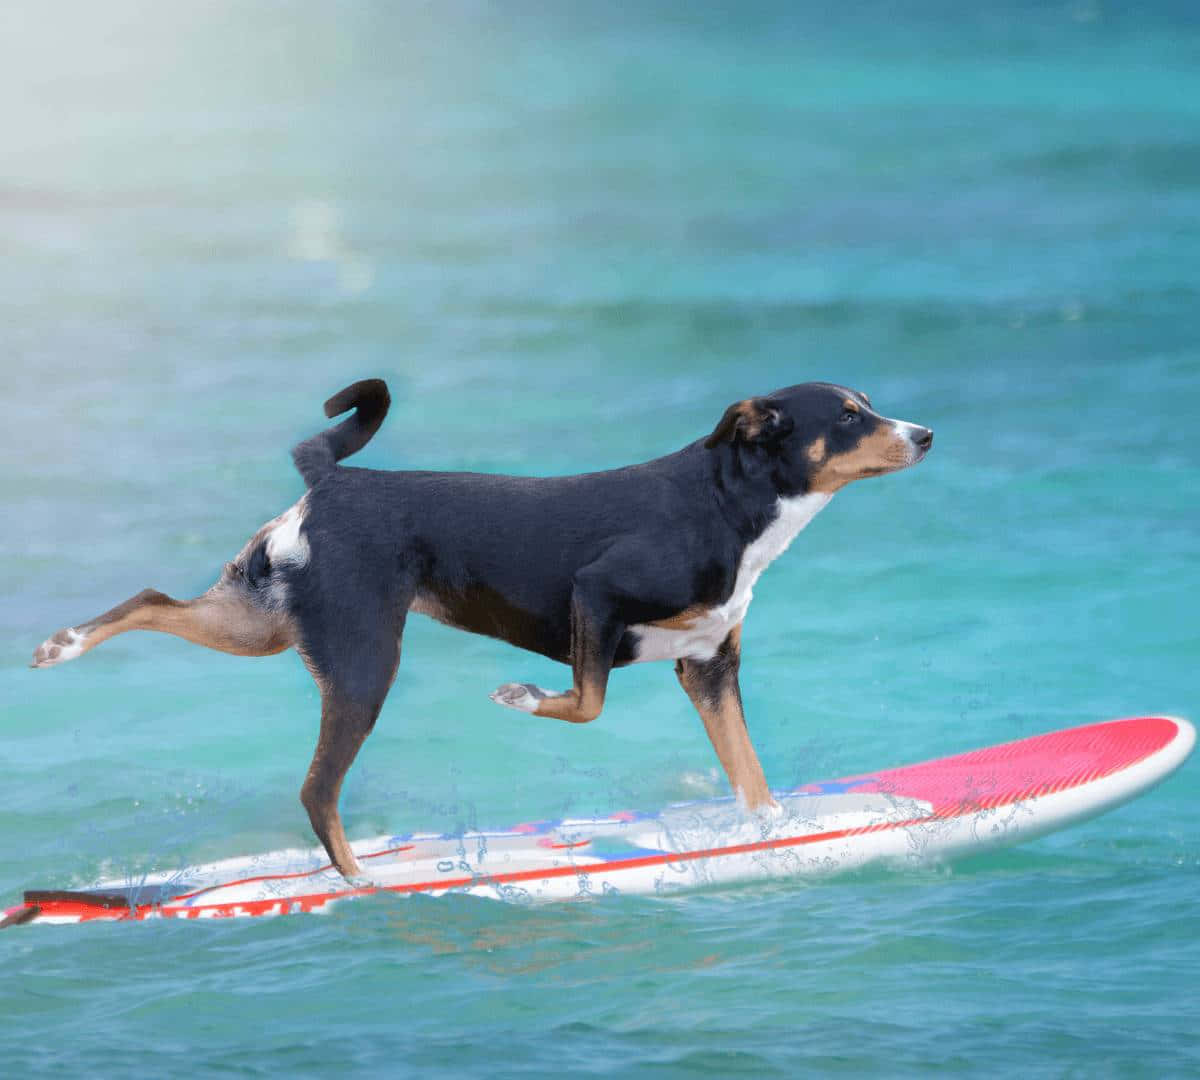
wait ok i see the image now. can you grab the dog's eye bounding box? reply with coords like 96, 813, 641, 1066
839, 410, 858, 424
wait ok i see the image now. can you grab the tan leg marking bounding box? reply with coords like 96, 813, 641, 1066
490, 675, 606, 724
31, 586, 293, 668
530, 674, 606, 724
674, 624, 774, 810
491, 574, 623, 724
646, 604, 708, 631
295, 617, 402, 882
300, 694, 379, 879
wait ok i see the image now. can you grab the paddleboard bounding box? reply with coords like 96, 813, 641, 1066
3, 714, 1191, 927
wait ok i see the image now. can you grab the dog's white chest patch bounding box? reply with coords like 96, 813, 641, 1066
629, 492, 832, 663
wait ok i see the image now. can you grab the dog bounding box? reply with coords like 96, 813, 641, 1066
32, 379, 932, 879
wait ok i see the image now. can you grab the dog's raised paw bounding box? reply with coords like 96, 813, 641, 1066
489, 682, 555, 714
30, 627, 87, 669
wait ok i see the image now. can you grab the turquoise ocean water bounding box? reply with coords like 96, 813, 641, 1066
2, 2, 1198, 1074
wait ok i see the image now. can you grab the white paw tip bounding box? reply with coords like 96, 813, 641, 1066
489, 682, 554, 714
735, 790, 785, 821
31, 627, 86, 668
760, 800, 786, 821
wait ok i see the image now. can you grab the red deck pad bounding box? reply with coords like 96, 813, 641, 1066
822, 716, 1182, 815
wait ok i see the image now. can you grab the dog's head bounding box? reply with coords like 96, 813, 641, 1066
705, 382, 932, 495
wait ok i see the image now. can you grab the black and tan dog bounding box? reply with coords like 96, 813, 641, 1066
32, 380, 932, 879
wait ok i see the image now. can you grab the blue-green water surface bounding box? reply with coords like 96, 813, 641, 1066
1, 2, 1197, 1075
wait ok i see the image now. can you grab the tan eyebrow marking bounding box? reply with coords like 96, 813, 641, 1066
842, 399, 860, 413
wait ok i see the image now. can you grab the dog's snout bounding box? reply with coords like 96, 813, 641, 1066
913, 426, 933, 451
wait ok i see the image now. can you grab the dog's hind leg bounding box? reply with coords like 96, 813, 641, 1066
296, 604, 404, 880
300, 684, 392, 880
674, 625, 776, 812
31, 584, 293, 668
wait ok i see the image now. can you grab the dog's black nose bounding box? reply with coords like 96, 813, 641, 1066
913, 427, 933, 451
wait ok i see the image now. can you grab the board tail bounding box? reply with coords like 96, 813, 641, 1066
291, 378, 391, 487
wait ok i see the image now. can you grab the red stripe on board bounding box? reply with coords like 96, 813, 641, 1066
28, 815, 934, 923
170, 844, 415, 901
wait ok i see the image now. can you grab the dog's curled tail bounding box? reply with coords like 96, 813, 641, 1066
291, 378, 391, 487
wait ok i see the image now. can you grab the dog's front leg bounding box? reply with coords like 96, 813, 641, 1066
491, 571, 624, 725
675, 625, 776, 811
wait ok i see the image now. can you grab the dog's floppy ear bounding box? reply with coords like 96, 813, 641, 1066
704, 397, 793, 449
